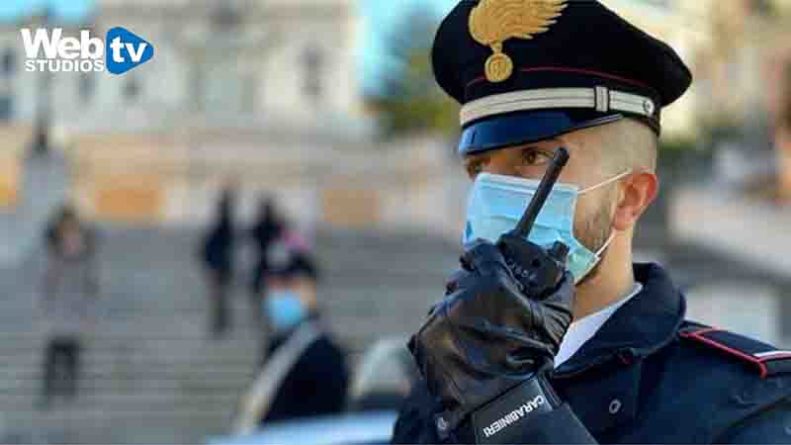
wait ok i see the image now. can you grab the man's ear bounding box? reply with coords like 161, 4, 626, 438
611, 171, 658, 231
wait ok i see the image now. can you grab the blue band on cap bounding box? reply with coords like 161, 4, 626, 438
459, 112, 623, 155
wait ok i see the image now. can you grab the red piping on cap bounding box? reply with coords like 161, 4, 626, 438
466, 66, 652, 90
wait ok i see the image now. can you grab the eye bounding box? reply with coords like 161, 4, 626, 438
520, 147, 552, 167
464, 159, 486, 179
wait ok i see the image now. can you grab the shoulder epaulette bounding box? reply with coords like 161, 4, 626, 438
679, 324, 791, 378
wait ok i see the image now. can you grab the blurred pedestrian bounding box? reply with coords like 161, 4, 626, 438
233, 253, 348, 433
199, 186, 236, 338
39, 204, 98, 407
248, 197, 283, 323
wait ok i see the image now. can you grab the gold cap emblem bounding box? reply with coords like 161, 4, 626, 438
469, 0, 567, 83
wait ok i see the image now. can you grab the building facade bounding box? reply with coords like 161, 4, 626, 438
0, 0, 363, 132
0, 0, 397, 228
604, 0, 791, 197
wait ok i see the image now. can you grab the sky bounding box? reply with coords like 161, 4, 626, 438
0, 0, 457, 95
359, 0, 458, 94
0, 0, 94, 22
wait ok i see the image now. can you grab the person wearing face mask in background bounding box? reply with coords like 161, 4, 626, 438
232, 252, 348, 434
392, 1, 791, 444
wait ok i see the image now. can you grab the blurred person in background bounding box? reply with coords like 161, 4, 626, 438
199, 185, 237, 338
249, 196, 284, 325
39, 204, 98, 408
250, 202, 312, 332
233, 252, 348, 433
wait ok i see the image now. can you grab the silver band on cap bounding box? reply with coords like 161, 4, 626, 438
460, 87, 656, 127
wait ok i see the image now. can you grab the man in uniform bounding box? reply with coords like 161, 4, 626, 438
392, 0, 791, 443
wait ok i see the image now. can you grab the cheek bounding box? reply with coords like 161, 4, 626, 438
572, 195, 598, 228
571, 192, 612, 239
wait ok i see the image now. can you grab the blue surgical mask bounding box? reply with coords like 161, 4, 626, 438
463, 171, 629, 283
264, 290, 307, 332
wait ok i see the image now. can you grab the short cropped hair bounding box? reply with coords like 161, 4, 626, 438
594, 118, 658, 174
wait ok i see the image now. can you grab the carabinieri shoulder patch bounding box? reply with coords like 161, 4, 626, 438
469, 0, 567, 83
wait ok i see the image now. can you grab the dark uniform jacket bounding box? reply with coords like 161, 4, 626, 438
392, 263, 791, 444
261, 324, 349, 424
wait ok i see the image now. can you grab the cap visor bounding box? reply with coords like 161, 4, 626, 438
459, 111, 623, 155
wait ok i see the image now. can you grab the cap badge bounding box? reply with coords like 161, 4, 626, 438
469, 0, 567, 83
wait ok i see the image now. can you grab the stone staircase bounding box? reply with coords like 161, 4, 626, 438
0, 225, 460, 443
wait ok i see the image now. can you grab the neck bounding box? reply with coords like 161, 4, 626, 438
573, 235, 635, 320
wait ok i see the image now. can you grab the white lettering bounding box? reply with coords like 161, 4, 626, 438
125, 42, 147, 63
482, 395, 546, 439
21, 27, 140, 72
80, 30, 103, 58
58, 37, 81, 59
110, 37, 125, 63
20, 28, 61, 59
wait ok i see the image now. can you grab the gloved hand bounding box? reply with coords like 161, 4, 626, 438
409, 237, 575, 440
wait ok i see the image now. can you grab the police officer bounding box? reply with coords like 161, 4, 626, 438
234, 253, 349, 432
392, 0, 791, 443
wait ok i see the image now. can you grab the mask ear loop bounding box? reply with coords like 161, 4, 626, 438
582, 171, 631, 260
572, 231, 615, 285
579, 170, 632, 195
595, 232, 616, 257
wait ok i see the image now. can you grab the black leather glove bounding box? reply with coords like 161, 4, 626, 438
409, 237, 578, 443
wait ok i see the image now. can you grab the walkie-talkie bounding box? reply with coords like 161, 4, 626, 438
497, 148, 571, 297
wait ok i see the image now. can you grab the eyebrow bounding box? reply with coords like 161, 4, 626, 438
462, 140, 565, 163
514, 141, 563, 151
463, 153, 489, 164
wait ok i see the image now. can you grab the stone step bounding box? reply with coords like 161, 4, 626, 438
1, 409, 234, 429
0, 289, 446, 315
2, 409, 235, 422
0, 390, 244, 405
0, 359, 260, 376
0, 366, 257, 381
0, 336, 260, 349
0, 390, 248, 404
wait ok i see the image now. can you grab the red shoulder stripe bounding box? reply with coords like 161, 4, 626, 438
679, 328, 768, 379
